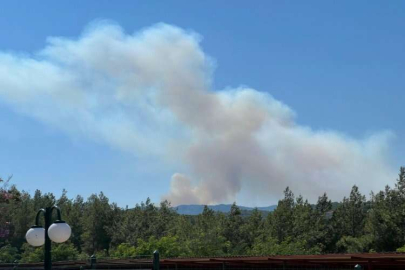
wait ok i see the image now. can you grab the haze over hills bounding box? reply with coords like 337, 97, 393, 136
173, 204, 277, 215
172, 202, 342, 216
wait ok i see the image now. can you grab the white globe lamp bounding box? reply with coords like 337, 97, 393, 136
48, 221, 71, 243
26, 226, 45, 247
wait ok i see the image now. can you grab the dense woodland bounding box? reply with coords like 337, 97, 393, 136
1, 167, 405, 263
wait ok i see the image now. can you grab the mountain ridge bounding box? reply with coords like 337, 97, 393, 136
172, 204, 277, 215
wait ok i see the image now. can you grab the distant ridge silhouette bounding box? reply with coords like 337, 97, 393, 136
173, 204, 277, 215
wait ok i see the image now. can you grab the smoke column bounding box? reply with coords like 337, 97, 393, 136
0, 23, 396, 205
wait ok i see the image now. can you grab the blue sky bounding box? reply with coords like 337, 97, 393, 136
0, 1, 404, 206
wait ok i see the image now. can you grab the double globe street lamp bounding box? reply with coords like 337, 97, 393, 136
25, 206, 71, 270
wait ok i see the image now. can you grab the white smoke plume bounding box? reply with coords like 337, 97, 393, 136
0, 22, 396, 205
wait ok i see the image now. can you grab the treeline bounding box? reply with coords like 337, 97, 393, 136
1, 167, 405, 263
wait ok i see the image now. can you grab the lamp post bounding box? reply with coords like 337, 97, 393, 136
25, 206, 71, 270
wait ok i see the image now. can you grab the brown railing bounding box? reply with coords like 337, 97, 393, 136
1, 253, 405, 269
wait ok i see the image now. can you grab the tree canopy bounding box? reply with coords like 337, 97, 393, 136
1, 167, 405, 263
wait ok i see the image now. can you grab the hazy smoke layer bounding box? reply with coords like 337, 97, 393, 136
0, 23, 396, 205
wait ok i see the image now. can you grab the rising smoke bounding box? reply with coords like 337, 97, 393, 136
0, 23, 396, 205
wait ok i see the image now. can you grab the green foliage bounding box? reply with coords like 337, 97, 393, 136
52, 243, 80, 262
396, 245, 405, 252
81, 192, 117, 254
137, 236, 184, 258
269, 187, 295, 243
223, 203, 247, 254
20, 243, 44, 263
111, 236, 185, 258
20, 243, 80, 263
336, 235, 373, 253
309, 193, 333, 252
366, 184, 405, 251
332, 186, 367, 237
110, 243, 137, 258
0, 244, 19, 263
250, 236, 321, 255
2, 166, 405, 260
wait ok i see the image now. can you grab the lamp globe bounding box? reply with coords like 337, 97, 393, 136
48, 221, 71, 243
26, 226, 45, 247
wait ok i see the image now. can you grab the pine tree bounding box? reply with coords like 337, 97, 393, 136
270, 187, 295, 243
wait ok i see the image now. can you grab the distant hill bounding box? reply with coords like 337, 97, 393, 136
172, 202, 341, 216
173, 204, 277, 215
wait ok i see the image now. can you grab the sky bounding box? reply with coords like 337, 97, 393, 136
0, 1, 404, 207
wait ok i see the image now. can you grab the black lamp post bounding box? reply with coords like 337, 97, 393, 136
25, 206, 71, 270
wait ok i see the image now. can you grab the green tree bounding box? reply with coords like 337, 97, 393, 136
269, 187, 295, 243
309, 193, 332, 252
365, 168, 405, 251
4, 167, 405, 259
109, 198, 162, 247
8, 192, 35, 249
336, 235, 372, 253
82, 192, 116, 254
242, 208, 264, 250
292, 195, 313, 240
185, 206, 228, 256
367, 185, 404, 251
223, 203, 246, 254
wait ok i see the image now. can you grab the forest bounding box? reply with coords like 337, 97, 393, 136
1, 167, 405, 263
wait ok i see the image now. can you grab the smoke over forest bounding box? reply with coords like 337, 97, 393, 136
0, 23, 396, 205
